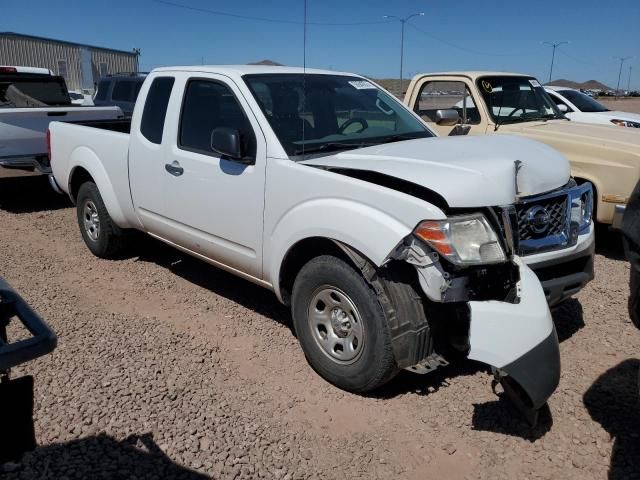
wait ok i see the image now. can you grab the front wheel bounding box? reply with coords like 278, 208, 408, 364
291, 255, 398, 392
76, 182, 126, 259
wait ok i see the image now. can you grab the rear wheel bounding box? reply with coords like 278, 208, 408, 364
291, 255, 398, 392
76, 182, 126, 259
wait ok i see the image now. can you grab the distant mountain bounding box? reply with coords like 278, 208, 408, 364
546, 78, 612, 91
248, 59, 284, 66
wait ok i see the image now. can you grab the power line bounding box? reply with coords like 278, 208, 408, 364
407, 23, 538, 57
153, 0, 394, 26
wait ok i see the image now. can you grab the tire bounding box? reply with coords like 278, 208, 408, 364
76, 182, 126, 259
291, 255, 398, 392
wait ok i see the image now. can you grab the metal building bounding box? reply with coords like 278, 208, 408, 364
0, 32, 139, 92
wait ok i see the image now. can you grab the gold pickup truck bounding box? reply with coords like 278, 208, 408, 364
404, 72, 640, 227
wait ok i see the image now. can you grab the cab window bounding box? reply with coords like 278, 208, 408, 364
414, 81, 481, 124
179, 79, 256, 158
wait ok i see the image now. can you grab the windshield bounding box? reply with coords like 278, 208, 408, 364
476, 76, 563, 124
0, 76, 71, 107
558, 89, 609, 112
243, 74, 433, 157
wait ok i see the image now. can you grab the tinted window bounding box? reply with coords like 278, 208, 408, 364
140, 77, 174, 144
558, 90, 609, 112
179, 80, 256, 158
94, 80, 110, 101
112, 80, 142, 102
244, 74, 431, 157
0, 77, 70, 107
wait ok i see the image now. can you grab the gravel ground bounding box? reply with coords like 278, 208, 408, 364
1, 172, 639, 480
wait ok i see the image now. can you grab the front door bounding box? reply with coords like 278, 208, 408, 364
158, 74, 266, 279
412, 80, 483, 137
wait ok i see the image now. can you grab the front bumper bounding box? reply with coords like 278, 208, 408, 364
612, 204, 626, 230
467, 258, 560, 410
524, 226, 595, 307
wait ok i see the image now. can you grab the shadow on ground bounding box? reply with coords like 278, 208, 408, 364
551, 298, 585, 342
595, 224, 627, 261
133, 236, 292, 332
584, 359, 640, 480
0, 175, 71, 214
2, 433, 209, 479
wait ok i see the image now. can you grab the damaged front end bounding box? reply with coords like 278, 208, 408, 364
387, 219, 560, 424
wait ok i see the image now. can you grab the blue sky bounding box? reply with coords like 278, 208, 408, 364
4, 0, 640, 89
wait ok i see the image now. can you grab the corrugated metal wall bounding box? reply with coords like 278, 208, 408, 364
0, 34, 138, 92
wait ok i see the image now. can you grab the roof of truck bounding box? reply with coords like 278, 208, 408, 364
413, 71, 534, 80
152, 65, 356, 77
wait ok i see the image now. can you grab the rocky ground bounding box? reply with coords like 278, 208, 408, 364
0, 171, 638, 479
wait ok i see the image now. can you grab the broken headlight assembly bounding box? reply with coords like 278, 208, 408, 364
414, 213, 507, 266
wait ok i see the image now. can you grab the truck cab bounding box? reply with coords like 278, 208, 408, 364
404, 72, 640, 228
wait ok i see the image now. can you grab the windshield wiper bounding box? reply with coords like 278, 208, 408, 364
294, 142, 365, 156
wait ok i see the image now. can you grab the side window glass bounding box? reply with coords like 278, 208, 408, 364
94, 80, 110, 101
415, 81, 481, 124
179, 80, 256, 158
549, 92, 571, 110
140, 77, 175, 144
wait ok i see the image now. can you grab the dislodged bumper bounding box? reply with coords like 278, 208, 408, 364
467, 257, 560, 409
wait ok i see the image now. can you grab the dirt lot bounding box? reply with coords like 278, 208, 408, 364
600, 97, 640, 114
0, 171, 638, 480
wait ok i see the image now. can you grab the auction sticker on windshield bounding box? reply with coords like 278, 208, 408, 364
349, 80, 376, 90
529, 79, 542, 88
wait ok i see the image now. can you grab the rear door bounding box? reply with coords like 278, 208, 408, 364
157, 73, 266, 278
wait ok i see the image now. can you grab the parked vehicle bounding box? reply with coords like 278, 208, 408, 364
49, 66, 586, 418
93, 72, 146, 117
0, 66, 123, 173
622, 181, 640, 329
68, 90, 94, 106
405, 72, 640, 228
545, 86, 640, 129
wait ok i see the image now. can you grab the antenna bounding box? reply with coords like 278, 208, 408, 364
301, 0, 307, 155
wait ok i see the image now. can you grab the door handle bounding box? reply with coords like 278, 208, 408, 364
165, 161, 184, 176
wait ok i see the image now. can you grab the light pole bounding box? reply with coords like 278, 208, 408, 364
615, 56, 632, 97
542, 41, 569, 83
384, 12, 424, 94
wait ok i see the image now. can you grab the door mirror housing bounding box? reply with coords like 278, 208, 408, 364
557, 103, 569, 113
210, 127, 242, 160
435, 109, 460, 126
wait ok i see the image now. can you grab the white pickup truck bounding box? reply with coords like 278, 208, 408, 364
48, 65, 593, 418
0, 66, 122, 174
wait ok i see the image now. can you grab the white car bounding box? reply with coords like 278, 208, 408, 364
68, 90, 94, 106
545, 86, 640, 129
48, 65, 597, 419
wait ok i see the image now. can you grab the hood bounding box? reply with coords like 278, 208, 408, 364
594, 110, 640, 124
501, 118, 640, 149
299, 135, 570, 208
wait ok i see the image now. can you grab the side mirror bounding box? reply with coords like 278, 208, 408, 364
435, 109, 460, 126
557, 104, 569, 113
210, 127, 242, 160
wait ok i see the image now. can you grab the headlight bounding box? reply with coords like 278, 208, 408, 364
414, 214, 506, 265
611, 119, 640, 128
570, 183, 593, 233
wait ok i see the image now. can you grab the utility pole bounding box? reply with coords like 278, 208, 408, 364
615, 56, 632, 98
628, 65, 633, 93
383, 12, 424, 95
542, 41, 569, 83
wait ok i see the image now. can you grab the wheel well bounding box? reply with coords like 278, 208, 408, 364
69, 167, 94, 203
279, 237, 357, 305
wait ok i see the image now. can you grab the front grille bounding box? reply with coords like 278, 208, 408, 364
516, 195, 567, 241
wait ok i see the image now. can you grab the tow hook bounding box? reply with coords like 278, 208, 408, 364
491, 368, 539, 427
